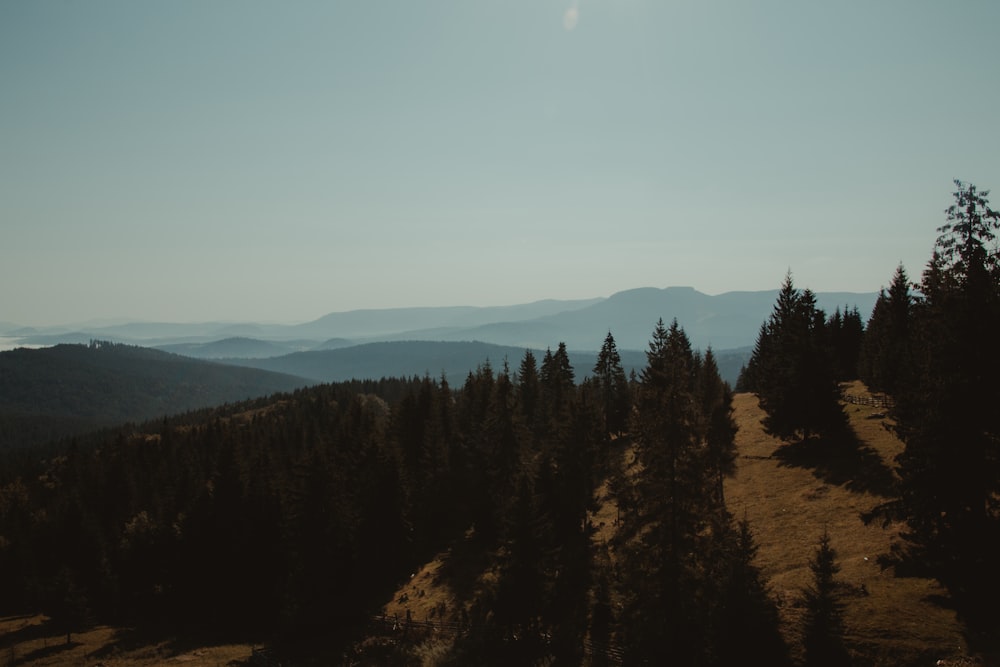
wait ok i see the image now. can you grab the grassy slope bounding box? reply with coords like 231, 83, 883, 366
0, 614, 255, 667
727, 382, 969, 666
0, 382, 981, 666
380, 382, 979, 666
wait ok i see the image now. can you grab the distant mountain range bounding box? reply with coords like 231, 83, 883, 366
4, 286, 878, 354
0, 287, 878, 446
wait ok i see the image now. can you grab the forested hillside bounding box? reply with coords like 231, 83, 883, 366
0, 183, 997, 665
0, 342, 308, 449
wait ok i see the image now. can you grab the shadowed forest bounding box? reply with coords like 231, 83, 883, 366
1, 182, 998, 665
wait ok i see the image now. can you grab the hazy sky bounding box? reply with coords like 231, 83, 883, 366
2, 1, 998, 326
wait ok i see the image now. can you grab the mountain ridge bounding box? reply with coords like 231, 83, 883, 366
2, 286, 879, 354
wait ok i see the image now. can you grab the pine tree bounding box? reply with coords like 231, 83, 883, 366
859, 264, 913, 396
711, 518, 789, 666
699, 348, 738, 508
617, 319, 724, 664
592, 331, 630, 438
540, 342, 575, 426
747, 273, 845, 441
890, 181, 1000, 621
515, 348, 540, 433
827, 305, 864, 381
801, 531, 849, 667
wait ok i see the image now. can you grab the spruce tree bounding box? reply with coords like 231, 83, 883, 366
515, 348, 540, 433
890, 181, 1000, 623
699, 348, 738, 508
592, 331, 630, 437
711, 518, 789, 666
859, 264, 913, 396
617, 319, 724, 664
747, 273, 845, 441
801, 531, 849, 667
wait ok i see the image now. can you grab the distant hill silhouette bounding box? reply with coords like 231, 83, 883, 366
156, 336, 309, 359
225, 339, 752, 388
0, 342, 309, 449
3, 287, 875, 373
379, 287, 879, 351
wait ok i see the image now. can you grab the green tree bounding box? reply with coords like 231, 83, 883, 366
711, 518, 789, 666
859, 264, 913, 395
801, 531, 849, 667
617, 319, 722, 663
592, 332, 630, 437
889, 181, 1000, 626
539, 342, 575, 430
515, 349, 540, 433
744, 273, 845, 441
827, 305, 865, 381
699, 348, 738, 508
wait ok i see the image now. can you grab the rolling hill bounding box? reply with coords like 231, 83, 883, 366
0, 342, 310, 449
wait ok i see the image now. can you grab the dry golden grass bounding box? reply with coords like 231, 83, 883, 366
0, 614, 255, 667
727, 383, 974, 666
381, 382, 983, 666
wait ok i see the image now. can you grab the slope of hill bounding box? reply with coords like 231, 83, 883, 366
373, 385, 976, 666
0, 342, 310, 449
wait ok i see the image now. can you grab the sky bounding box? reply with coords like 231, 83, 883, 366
2, 1, 999, 326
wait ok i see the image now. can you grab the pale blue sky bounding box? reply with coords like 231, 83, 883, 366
2, 1, 998, 326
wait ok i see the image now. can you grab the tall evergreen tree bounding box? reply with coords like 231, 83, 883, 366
827, 306, 865, 381
711, 518, 789, 666
515, 348, 540, 433
889, 181, 1000, 623
540, 342, 575, 423
617, 319, 722, 663
801, 531, 849, 667
592, 331, 630, 438
859, 264, 913, 395
699, 348, 738, 508
745, 273, 845, 441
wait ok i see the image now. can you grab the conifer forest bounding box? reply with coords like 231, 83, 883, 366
1, 181, 998, 665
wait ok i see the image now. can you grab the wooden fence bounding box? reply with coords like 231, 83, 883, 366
844, 393, 894, 409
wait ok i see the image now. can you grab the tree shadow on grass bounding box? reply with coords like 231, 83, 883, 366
12, 639, 81, 664
0, 616, 85, 664
433, 529, 495, 605
772, 426, 896, 496
0, 617, 51, 650
86, 622, 245, 664
880, 542, 1000, 661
